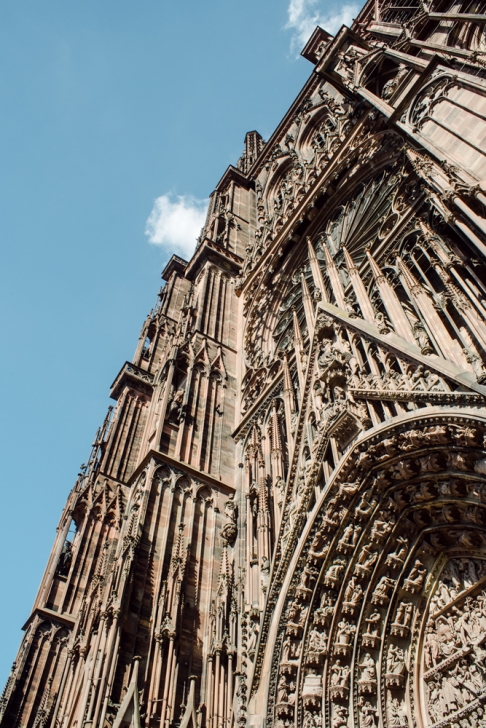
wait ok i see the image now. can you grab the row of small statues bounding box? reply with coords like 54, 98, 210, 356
275, 698, 407, 728
349, 364, 445, 393
323, 556, 426, 603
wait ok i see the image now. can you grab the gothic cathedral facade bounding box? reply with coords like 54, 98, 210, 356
3, 1, 486, 727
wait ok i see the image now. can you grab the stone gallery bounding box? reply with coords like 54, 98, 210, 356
3, 0, 486, 726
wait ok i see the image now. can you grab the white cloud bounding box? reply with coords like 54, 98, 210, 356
145, 194, 208, 259
286, 0, 359, 54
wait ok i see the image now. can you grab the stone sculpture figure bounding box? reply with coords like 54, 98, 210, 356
247, 620, 259, 658
274, 477, 286, 509
364, 610, 381, 634
332, 705, 349, 728
371, 574, 395, 605
370, 510, 395, 542
354, 544, 378, 578
355, 491, 378, 521
363, 609, 381, 648
333, 619, 356, 656
391, 601, 413, 638
56, 541, 72, 577
314, 591, 334, 626
358, 653, 377, 694
168, 387, 185, 422
324, 558, 347, 588
342, 576, 363, 614
329, 660, 350, 700
386, 645, 406, 687
276, 675, 288, 705
404, 560, 427, 593
281, 635, 292, 664
306, 627, 328, 664
385, 537, 408, 569
337, 523, 362, 553
388, 698, 408, 727
309, 530, 330, 560
360, 701, 378, 727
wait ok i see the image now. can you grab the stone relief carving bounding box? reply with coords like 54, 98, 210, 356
329, 660, 351, 700
333, 619, 356, 657
263, 415, 486, 728
10, 6, 486, 726
221, 493, 238, 545
421, 561, 486, 726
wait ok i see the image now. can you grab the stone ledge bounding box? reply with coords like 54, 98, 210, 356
109, 361, 155, 400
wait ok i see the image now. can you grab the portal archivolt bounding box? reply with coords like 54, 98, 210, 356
261, 411, 486, 728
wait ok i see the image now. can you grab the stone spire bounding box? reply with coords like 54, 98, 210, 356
301, 271, 315, 338
322, 240, 346, 310
237, 131, 265, 173
366, 249, 415, 343
282, 353, 297, 451
397, 255, 465, 366
343, 246, 375, 322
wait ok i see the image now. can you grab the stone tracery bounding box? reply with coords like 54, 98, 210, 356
4, 2, 486, 728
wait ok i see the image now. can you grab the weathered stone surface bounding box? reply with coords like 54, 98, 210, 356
3, 4, 486, 727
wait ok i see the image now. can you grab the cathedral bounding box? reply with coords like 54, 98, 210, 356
3, 0, 486, 726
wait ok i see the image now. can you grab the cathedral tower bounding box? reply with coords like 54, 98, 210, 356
3, 1, 486, 726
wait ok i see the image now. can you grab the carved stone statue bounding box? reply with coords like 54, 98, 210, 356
314, 591, 334, 626
56, 540, 72, 577
324, 558, 347, 589
329, 660, 350, 700
305, 627, 327, 664
337, 524, 361, 554
354, 544, 378, 578
370, 510, 395, 543
221, 493, 238, 544
281, 635, 292, 664
342, 576, 363, 615
168, 387, 185, 423
274, 477, 286, 509
276, 674, 288, 705
309, 531, 330, 560
247, 619, 259, 658
334, 619, 356, 656
388, 697, 408, 728
385, 537, 408, 570
391, 601, 413, 638
363, 609, 381, 648
332, 705, 349, 728
386, 644, 406, 687
371, 574, 395, 605
374, 311, 391, 334
358, 652, 377, 693
360, 701, 378, 728
355, 492, 378, 521
413, 321, 433, 354
464, 348, 486, 384
404, 559, 427, 593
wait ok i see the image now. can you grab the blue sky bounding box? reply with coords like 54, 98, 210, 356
0, 0, 357, 684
